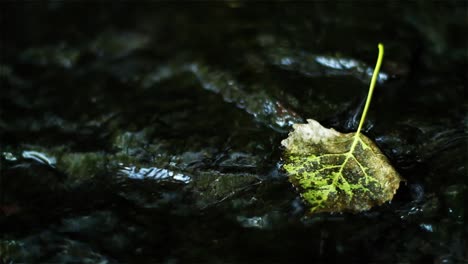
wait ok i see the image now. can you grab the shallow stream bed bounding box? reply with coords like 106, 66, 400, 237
1, 2, 467, 263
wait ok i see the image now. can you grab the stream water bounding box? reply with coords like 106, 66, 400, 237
1, 2, 467, 263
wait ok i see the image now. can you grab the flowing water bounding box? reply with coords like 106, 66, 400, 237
1, 2, 466, 263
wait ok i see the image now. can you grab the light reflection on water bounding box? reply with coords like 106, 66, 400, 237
315, 56, 388, 83
119, 166, 191, 183
21, 150, 56, 167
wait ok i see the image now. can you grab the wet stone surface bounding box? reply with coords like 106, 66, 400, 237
1, 3, 467, 263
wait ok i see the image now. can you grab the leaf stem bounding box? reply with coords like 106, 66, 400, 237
349, 43, 384, 154
356, 43, 384, 136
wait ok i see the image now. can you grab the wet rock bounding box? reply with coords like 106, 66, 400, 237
442, 185, 465, 222
20, 43, 80, 69
0, 231, 112, 263
1, 2, 466, 263
142, 63, 304, 132
190, 171, 263, 209
89, 31, 150, 59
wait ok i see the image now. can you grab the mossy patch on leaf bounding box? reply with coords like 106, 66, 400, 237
282, 119, 402, 213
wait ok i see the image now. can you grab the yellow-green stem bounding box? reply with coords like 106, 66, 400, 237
356, 44, 384, 135
349, 43, 384, 153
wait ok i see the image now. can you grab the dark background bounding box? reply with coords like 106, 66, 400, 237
1, 2, 467, 263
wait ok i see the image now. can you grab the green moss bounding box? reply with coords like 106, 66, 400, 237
59, 152, 108, 182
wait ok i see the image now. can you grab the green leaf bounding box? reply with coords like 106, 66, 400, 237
281, 44, 403, 214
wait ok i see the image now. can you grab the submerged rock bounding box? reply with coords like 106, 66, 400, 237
1, 2, 466, 263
